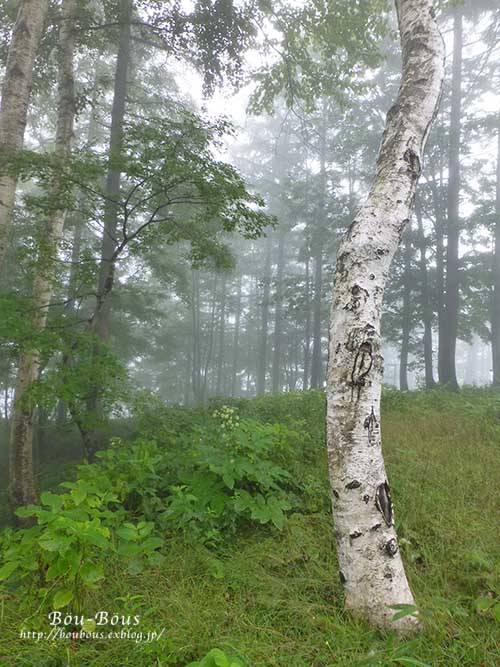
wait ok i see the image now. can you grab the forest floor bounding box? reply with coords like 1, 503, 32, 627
1, 389, 500, 666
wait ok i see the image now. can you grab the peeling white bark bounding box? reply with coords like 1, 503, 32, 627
326, 0, 444, 634
0, 0, 49, 271
10, 0, 76, 510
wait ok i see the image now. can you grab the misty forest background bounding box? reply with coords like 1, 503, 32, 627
0, 1, 500, 666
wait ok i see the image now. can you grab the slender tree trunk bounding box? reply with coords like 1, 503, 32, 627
415, 199, 435, 388
0, 0, 49, 271
256, 240, 271, 395
215, 277, 227, 395
93, 0, 132, 341
491, 109, 500, 385
202, 276, 218, 400
311, 108, 327, 389
191, 270, 202, 402
9, 0, 76, 509
434, 183, 446, 381
56, 71, 101, 427
231, 275, 242, 396
430, 133, 446, 382
464, 337, 477, 385
303, 254, 311, 390
84, 0, 132, 449
326, 0, 443, 634
399, 229, 412, 391
272, 228, 286, 394
441, 7, 462, 389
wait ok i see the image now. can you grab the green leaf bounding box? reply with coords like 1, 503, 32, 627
40, 491, 63, 512
116, 525, 138, 541
39, 534, 73, 553
141, 537, 164, 552
390, 603, 419, 622
82, 618, 96, 633
475, 596, 494, 612
71, 488, 87, 505
493, 603, 500, 623
127, 559, 144, 575
80, 562, 104, 585
206, 649, 229, 667
81, 527, 109, 550
46, 557, 72, 581
15, 505, 39, 519
53, 588, 74, 609
0, 561, 18, 580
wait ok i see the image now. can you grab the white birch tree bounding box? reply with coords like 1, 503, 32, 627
326, 0, 444, 634
9, 0, 76, 509
0, 0, 49, 272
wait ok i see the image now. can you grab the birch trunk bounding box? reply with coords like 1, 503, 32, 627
0, 0, 49, 271
9, 0, 76, 509
326, 0, 443, 634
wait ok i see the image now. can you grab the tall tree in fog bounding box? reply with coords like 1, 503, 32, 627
310, 104, 328, 389
326, 0, 443, 633
0, 0, 49, 271
415, 197, 435, 387
440, 5, 463, 388
492, 105, 500, 384
9, 0, 76, 509
86, 0, 132, 432
399, 226, 412, 391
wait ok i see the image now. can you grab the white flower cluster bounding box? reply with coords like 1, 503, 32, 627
212, 405, 240, 430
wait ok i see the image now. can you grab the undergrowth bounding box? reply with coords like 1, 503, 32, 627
0, 388, 499, 666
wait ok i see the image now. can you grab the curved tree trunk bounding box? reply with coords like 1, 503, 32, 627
9, 0, 76, 510
326, 0, 443, 634
0, 0, 49, 272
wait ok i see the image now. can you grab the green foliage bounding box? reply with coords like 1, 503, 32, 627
186, 648, 245, 667
251, 0, 390, 112
0, 472, 164, 623
83, 408, 302, 545
161, 413, 296, 542
9, 111, 272, 272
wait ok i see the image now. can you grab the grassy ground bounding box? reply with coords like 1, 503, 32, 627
1, 389, 500, 666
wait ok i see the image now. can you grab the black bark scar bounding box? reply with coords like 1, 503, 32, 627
403, 147, 421, 177
385, 538, 398, 557
375, 481, 393, 526
350, 341, 373, 399
363, 406, 379, 446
